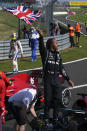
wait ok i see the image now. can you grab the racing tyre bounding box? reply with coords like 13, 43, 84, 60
62, 88, 71, 107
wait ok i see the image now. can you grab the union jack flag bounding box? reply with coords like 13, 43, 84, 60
4, 6, 42, 24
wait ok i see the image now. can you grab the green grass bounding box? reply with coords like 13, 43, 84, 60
0, 10, 42, 40
61, 35, 87, 61
69, 14, 87, 24
68, 7, 87, 24
0, 57, 42, 73
0, 10, 18, 40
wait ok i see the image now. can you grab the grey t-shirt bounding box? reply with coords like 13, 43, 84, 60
8, 88, 37, 109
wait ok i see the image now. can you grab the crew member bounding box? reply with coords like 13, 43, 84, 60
0, 71, 12, 123
8, 84, 44, 131
9, 33, 23, 73
68, 24, 75, 47
29, 27, 39, 62
37, 29, 74, 128
69, 30, 75, 47
68, 24, 73, 32
75, 22, 81, 47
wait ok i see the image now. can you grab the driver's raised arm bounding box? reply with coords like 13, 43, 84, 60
37, 29, 47, 63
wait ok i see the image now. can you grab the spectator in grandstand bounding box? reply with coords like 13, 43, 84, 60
75, 22, 82, 47
9, 33, 23, 73
68, 24, 75, 47
22, 25, 29, 39
37, 29, 74, 129
29, 27, 39, 62
8, 85, 44, 131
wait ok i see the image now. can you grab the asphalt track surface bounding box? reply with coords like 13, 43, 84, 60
2, 58, 87, 131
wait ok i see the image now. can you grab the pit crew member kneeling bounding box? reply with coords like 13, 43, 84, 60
8, 85, 43, 131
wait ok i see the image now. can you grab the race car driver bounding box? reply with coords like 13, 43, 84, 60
37, 29, 74, 128
9, 33, 23, 73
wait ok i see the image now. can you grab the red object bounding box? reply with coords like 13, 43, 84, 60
82, 97, 87, 106
6, 73, 39, 97
69, 11, 76, 15
0, 71, 10, 124
1, 106, 8, 117
5, 6, 42, 25
0, 79, 8, 124
0, 70, 11, 111
2, 117, 5, 124
0, 79, 6, 108
0, 72, 39, 123
59, 74, 64, 83
2, 116, 5, 124
40, 98, 44, 103
0, 70, 11, 86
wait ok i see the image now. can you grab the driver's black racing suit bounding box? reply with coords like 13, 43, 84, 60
38, 36, 70, 120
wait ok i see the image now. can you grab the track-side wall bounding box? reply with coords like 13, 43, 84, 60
0, 33, 70, 60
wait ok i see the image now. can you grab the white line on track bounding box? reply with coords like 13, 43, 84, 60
69, 84, 87, 90
64, 57, 87, 65
7, 57, 87, 74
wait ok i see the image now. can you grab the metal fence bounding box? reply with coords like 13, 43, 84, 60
0, 33, 70, 60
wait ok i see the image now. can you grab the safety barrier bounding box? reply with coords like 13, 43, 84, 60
0, 33, 70, 60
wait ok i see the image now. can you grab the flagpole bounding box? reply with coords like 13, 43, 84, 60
18, 18, 21, 39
